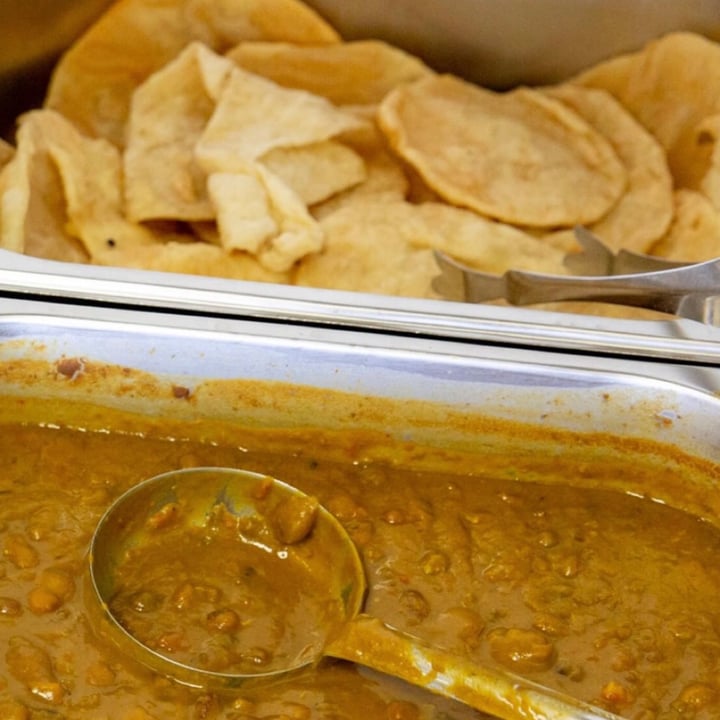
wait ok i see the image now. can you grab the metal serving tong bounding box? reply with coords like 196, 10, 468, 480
433, 227, 720, 325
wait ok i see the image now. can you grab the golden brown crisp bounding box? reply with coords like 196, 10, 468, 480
44, 0, 340, 146
378, 74, 627, 227
227, 39, 433, 106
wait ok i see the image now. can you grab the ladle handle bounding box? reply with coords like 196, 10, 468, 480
326, 615, 619, 720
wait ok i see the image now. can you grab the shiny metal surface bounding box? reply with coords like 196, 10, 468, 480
0, 0, 111, 76
2, 0, 720, 130
3, 0, 719, 89
0, 0, 112, 133
0, 251, 719, 364
0, 297, 718, 450
90, 465, 618, 719
304, 0, 720, 87
433, 250, 720, 323
89, 467, 368, 689
4, 300, 718, 717
563, 228, 691, 276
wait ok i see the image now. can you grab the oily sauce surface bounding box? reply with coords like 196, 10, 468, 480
108, 497, 336, 677
1, 411, 720, 719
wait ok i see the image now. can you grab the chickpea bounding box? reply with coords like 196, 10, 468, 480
5, 637, 61, 701
406, 500, 432, 526
26, 507, 59, 542
197, 646, 233, 673
243, 647, 272, 666
195, 584, 222, 603
554, 553, 581, 578
398, 589, 430, 624
326, 494, 367, 521
348, 519, 375, 548
611, 647, 637, 672
676, 682, 717, 709
206, 608, 240, 633
86, 661, 116, 687
386, 701, 420, 720
421, 551, 449, 575
0, 596, 22, 617
439, 606, 485, 647
3, 534, 39, 569
39, 567, 75, 601
127, 590, 163, 614
280, 702, 311, 720
382, 509, 407, 525
601, 680, 634, 707
155, 631, 189, 654
488, 627, 556, 672
231, 697, 256, 713
272, 494, 318, 545
31, 680, 65, 705
463, 510, 490, 525
194, 694, 220, 719
537, 530, 559, 548
27, 587, 62, 615
171, 582, 195, 610
146, 502, 181, 530
533, 612, 568, 637
73, 693, 102, 710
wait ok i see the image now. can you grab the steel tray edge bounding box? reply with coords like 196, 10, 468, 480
0, 251, 719, 365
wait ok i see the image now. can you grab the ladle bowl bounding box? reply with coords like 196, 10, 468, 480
88, 467, 618, 720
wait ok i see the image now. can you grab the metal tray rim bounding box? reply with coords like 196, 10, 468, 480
1, 250, 719, 365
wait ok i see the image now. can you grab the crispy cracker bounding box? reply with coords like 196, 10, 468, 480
379, 75, 626, 227
575, 32, 720, 189
124, 43, 235, 222
45, 0, 339, 146
227, 39, 432, 105
545, 84, 673, 253
650, 189, 720, 262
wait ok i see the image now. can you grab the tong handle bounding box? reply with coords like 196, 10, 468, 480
567, 227, 691, 276
505, 261, 720, 315
433, 250, 720, 323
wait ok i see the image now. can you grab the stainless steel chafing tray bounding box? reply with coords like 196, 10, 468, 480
0, 297, 719, 718
0, 295, 718, 445
303, 0, 720, 87
2, 2, 720, 363
2, 0, 720, 92
1, 250, 719, 365
0, 295, 718, 525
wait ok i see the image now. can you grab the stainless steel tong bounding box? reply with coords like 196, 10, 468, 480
433, 227, 720, 325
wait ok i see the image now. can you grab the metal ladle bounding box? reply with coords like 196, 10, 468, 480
88, 467, 618, 720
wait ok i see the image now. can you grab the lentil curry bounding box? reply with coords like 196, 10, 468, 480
1, 371, 720, 720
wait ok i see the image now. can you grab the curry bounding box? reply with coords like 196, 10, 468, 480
1, 391, 720, 720
110, 506, 326, 677
102, 475, 346, 680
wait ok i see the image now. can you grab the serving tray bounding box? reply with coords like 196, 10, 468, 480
0, 250, 719, 365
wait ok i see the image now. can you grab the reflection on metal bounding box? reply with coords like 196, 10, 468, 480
0, 248, 719, 364
304, 0, 720, 87
433, 229, 720, 326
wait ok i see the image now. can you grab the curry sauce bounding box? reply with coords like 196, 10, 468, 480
1, 395, 720, 720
